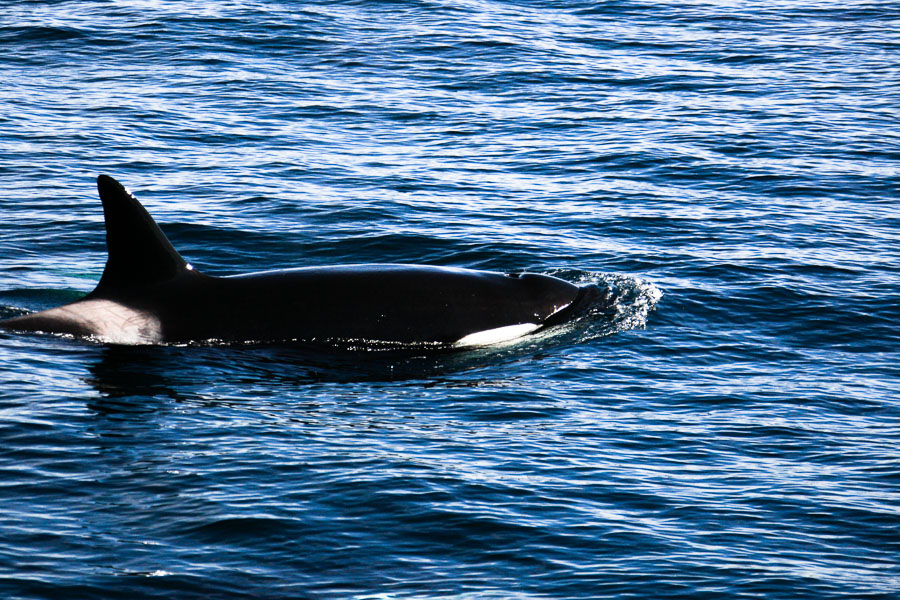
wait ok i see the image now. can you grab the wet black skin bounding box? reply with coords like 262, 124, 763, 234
100, 265, 584, 344
0, 175, 596, 345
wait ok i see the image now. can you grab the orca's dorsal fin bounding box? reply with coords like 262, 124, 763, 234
92, 175, 191, 294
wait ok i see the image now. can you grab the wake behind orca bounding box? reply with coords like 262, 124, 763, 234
0, 176, 602, 347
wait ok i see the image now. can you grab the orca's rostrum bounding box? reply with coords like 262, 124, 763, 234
0, 176, 601, 347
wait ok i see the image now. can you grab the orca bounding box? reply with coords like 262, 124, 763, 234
0, 175, 600, 347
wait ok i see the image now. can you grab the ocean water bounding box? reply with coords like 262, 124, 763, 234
1, 0, 899, 598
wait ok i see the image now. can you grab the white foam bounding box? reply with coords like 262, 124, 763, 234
453, 323, 540, 348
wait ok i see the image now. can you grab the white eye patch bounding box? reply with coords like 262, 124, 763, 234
453, 323, 539, 347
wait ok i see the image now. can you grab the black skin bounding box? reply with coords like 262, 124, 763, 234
0, 175, 599, 346
87, 265, 585, 344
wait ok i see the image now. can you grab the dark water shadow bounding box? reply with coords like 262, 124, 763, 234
84, 339, 551, 399
82, 341, 566, 420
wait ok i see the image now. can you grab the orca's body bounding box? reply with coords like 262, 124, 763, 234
0, 176, 598, 346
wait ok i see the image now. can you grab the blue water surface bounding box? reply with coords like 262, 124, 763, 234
1, 1, 899, 598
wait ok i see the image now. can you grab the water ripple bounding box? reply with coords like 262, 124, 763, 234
2, 0, 899, 598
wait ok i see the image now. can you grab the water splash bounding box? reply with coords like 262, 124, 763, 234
598, 272, 663, 335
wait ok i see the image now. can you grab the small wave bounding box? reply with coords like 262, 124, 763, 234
0, 25, 88, 43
